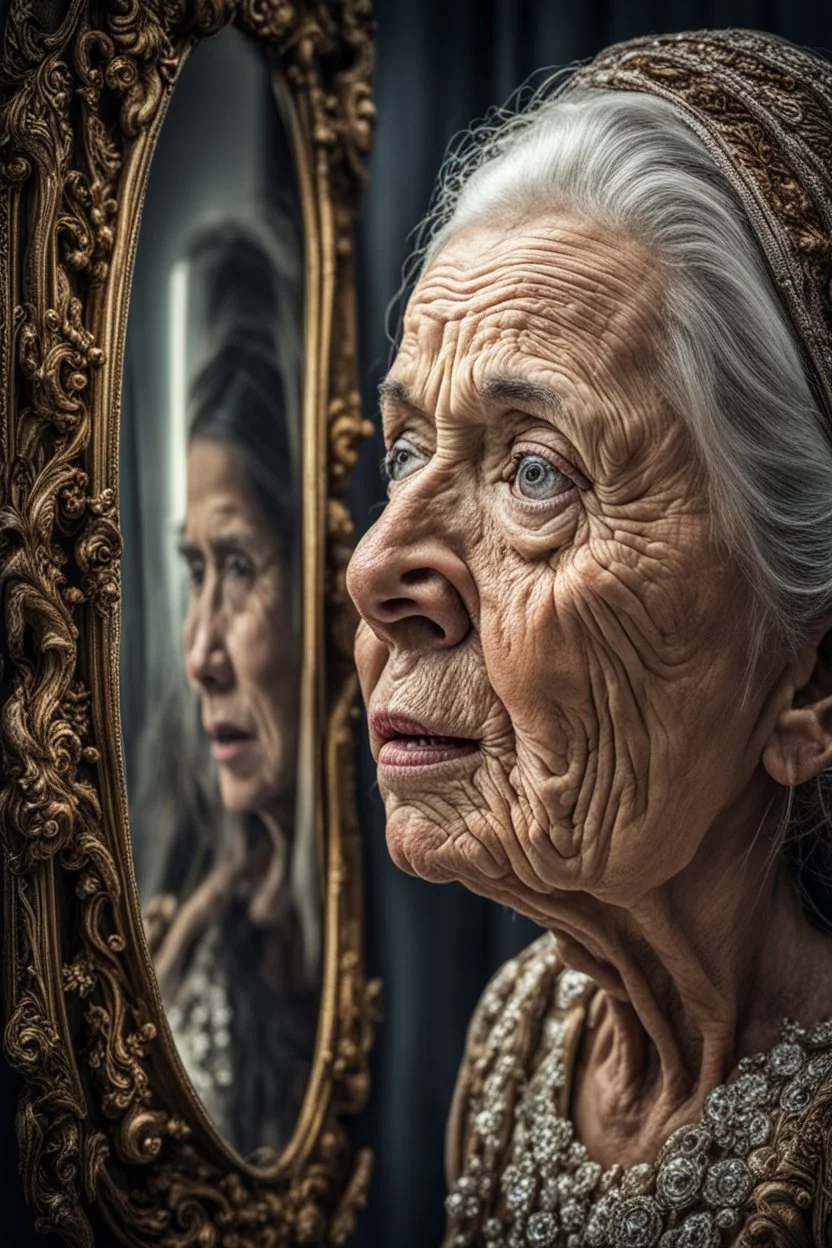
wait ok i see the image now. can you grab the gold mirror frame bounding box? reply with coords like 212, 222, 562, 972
0, 2, 379, 1244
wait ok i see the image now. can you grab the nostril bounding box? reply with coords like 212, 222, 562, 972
377, 594, 447, 641
372, 563, 470, 650
382, 596, 417, 616
401, 568, 434, 588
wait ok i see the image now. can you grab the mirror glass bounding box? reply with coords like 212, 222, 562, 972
119, 23, 318, 1161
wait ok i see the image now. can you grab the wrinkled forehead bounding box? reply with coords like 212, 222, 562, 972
393, 216, 662, 414
185, 438, 275, 547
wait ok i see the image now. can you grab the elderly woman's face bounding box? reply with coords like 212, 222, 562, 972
347, 217, 783, 912
181, 438, 298, 816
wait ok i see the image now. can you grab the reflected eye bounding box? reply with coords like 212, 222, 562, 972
512, 453, 572, 501
185, 559, 205, 589
225, 553, 252, 580
382, 437, 429, 484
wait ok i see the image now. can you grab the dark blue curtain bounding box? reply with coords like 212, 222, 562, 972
350, 3, 832, 1248
2, 3, 832, 1247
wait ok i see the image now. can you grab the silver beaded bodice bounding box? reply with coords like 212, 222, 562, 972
164, 926, 235, 1132
444, 934, 832, 1247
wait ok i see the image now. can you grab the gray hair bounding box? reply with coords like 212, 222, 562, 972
408, 83, 832, 922
414, 86, 832, 665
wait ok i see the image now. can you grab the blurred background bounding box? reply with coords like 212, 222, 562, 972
2, 2, 832, 1246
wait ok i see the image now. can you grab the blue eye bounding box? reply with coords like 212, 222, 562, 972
382, 438, 428, 484
513, 453, 571, 501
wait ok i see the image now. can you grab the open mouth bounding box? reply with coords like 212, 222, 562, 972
208, 722, 255, 763
372, 711, 480, 769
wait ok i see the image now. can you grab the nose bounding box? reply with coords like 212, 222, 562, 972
347, 524, 472, 652
185, 592, 234, 693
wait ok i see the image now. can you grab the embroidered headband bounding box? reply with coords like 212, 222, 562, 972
561, 29, 832, 427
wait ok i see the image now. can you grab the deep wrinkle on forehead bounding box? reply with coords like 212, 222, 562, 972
409, 217, 655, 331
379, 375, 565, 422
383, 218, 669, 483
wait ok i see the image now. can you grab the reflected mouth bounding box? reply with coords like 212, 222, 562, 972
371, 711, 480, 769
207, 721, 255, 763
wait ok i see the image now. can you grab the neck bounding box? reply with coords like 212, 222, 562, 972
247, 800, 295, 927
258, 798, 294, 846
547, 788, 832, 1164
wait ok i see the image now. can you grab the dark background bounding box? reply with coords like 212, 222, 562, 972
2, 2, 832, 1247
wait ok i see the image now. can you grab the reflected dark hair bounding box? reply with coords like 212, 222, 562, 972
187, 221, 301, 555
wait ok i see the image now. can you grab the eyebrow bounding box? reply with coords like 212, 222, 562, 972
177, 533, 253, 559
377, 375, 565, 422
378, 377, 418, 408
481, 376, 565, 420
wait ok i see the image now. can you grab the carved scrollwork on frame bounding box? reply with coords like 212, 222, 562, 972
0, 2, 379, 1245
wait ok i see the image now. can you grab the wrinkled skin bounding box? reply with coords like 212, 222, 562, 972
347, 216, 832, 1166
182, 438, 299, 821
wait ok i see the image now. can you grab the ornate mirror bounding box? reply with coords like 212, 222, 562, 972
124, 22, 315, 1163
0, 3, 378, 1244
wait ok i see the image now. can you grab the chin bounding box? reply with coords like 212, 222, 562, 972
218, 790, 255, 814
384, 807, 431, 879
219, 775, 294, 820
384, 806, 464, 884
217, 777, 261, 814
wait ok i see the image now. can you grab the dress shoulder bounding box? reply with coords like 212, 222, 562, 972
444, 951, 832, 1247
445, 932, 589, 1187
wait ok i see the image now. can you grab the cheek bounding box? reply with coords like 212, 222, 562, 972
235, 595, 301, 745
355, 621, 387, 703
473, 529, 747, 866
226, 601, 282, 697
182, 606, 197, 675
478, 559, 586, 739
480, 521, 719, 729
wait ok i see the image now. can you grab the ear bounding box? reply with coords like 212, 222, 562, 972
763, 622, 832, 786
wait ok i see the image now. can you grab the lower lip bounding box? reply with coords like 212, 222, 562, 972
378, 737, 479, 768
211, 738, 253, 763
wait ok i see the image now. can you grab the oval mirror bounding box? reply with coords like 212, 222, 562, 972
1, 4, 377, 1240
120, 24, 317, 1160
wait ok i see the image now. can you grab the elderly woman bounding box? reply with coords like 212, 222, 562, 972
347, 28, 832, 1248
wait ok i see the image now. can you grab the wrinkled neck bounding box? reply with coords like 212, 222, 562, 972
545, 795, 832, 1161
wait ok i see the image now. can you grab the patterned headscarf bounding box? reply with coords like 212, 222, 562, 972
562, 29, 832, 426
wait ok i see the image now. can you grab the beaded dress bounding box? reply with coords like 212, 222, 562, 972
443, 934, 832, 1247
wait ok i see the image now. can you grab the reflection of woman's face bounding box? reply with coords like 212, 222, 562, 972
181, 438, 297, 816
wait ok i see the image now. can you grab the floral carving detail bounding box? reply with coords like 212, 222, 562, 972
1, 2, 376, 1246
63, 959, 97, 998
